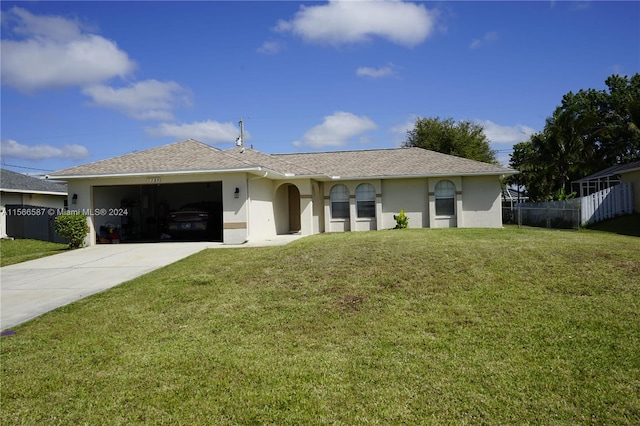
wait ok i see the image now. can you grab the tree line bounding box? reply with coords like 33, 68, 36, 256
508, 74, 639, 201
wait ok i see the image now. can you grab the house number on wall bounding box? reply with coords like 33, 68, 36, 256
146, 177, 161, 183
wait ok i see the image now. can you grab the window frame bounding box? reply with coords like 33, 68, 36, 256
434, 180, 456, 217
330, 184, 350, 220
356, 183, 376, 219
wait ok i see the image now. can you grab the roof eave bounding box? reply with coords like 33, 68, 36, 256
0, 188, 67, 196
47, 167, 266, 180
620, 166, 640, 175
272, 173, 331, 181
326, 170, 518, 181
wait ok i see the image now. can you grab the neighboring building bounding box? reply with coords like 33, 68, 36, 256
573, 160, 640, 213
48, 139, 516, 246
1, 169, 68, 240
501, 187, 529, 224
502, 187, 529, 209
618, 161, 640, 213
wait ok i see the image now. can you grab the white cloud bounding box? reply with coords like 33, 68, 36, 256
470, 31, 498, 49
257, 40, 283, 55
9, 6, 86, 41
146, 120, 248, 144
1, 7, 136, 92
275, 0, 436, 47
475, 119, 536, 166
1, 139, 90, 161
570, 2, 592, 11
389, 114, 418, 144
82, 80, 191, 121
293, 111, 377, 149
356, 64, 396, 78
476, 120, 536, 145
609, 64, 623, 75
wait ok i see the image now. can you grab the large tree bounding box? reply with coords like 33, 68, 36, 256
403, 117, 498, 164
509, 74, 640, 201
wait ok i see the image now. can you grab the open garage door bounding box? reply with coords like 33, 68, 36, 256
93, 181, 223, 243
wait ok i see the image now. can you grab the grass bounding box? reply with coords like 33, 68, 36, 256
0, 238, 68, 267
1, 228, 639, 424
587, 213, 640, 237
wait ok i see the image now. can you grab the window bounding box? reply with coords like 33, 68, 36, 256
356, 183, 376, 218
330, 184, 350, 219
435, 180, 455, 216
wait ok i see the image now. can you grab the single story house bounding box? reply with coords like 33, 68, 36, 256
1, 168, 68, 239
47, 139, 516, 245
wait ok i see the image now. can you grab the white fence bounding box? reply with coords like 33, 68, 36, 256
580, 182, 634, 225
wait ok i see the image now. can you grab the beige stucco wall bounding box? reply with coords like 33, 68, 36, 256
247, 176, 277, 240
460, 175, 503, 228
31, 193, 66, 208
222, 173, 249, 244
381, 178, 428, 229
620, 169, 640, 213
63, 181, 95, 245
311, 181, 325, 234
1, 191, 65, 209
323, 175, 503, 232
1, 192, 24, 206
294, 180, 315, 236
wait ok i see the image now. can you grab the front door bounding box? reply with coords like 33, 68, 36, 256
288, 185, 301, 233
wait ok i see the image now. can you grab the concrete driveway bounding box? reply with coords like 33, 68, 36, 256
1, 236, 302, 331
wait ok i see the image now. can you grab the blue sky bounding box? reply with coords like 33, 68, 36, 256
1, 1, 639, 174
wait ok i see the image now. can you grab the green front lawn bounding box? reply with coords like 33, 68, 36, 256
0, 238, 68, 267
1, 228, 639, 424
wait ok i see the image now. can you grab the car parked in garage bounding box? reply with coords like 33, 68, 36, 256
165, 202, 219, 240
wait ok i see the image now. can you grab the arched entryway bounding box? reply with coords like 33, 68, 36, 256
274, 183, 301, 235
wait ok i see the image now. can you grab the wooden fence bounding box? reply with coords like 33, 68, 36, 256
580, 182, 634, 225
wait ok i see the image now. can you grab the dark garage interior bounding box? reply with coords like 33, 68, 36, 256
93, 181, 223, 243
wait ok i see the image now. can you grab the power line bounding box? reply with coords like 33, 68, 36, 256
0, 160, 54, 172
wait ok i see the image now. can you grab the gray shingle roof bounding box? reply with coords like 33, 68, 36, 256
1, 169, 67, 194
49, 139, 515, 180
275, 147, 513, 178
224, 147, 321, 176
50, 139, 255, 177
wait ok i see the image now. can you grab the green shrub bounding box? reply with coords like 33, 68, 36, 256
393, 209, 409, 229
54, 213, 89, 248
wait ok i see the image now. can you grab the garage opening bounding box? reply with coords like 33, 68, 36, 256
93, 182, 223, 243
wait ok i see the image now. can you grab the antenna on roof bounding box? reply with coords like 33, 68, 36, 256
236, 118, 245, 147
